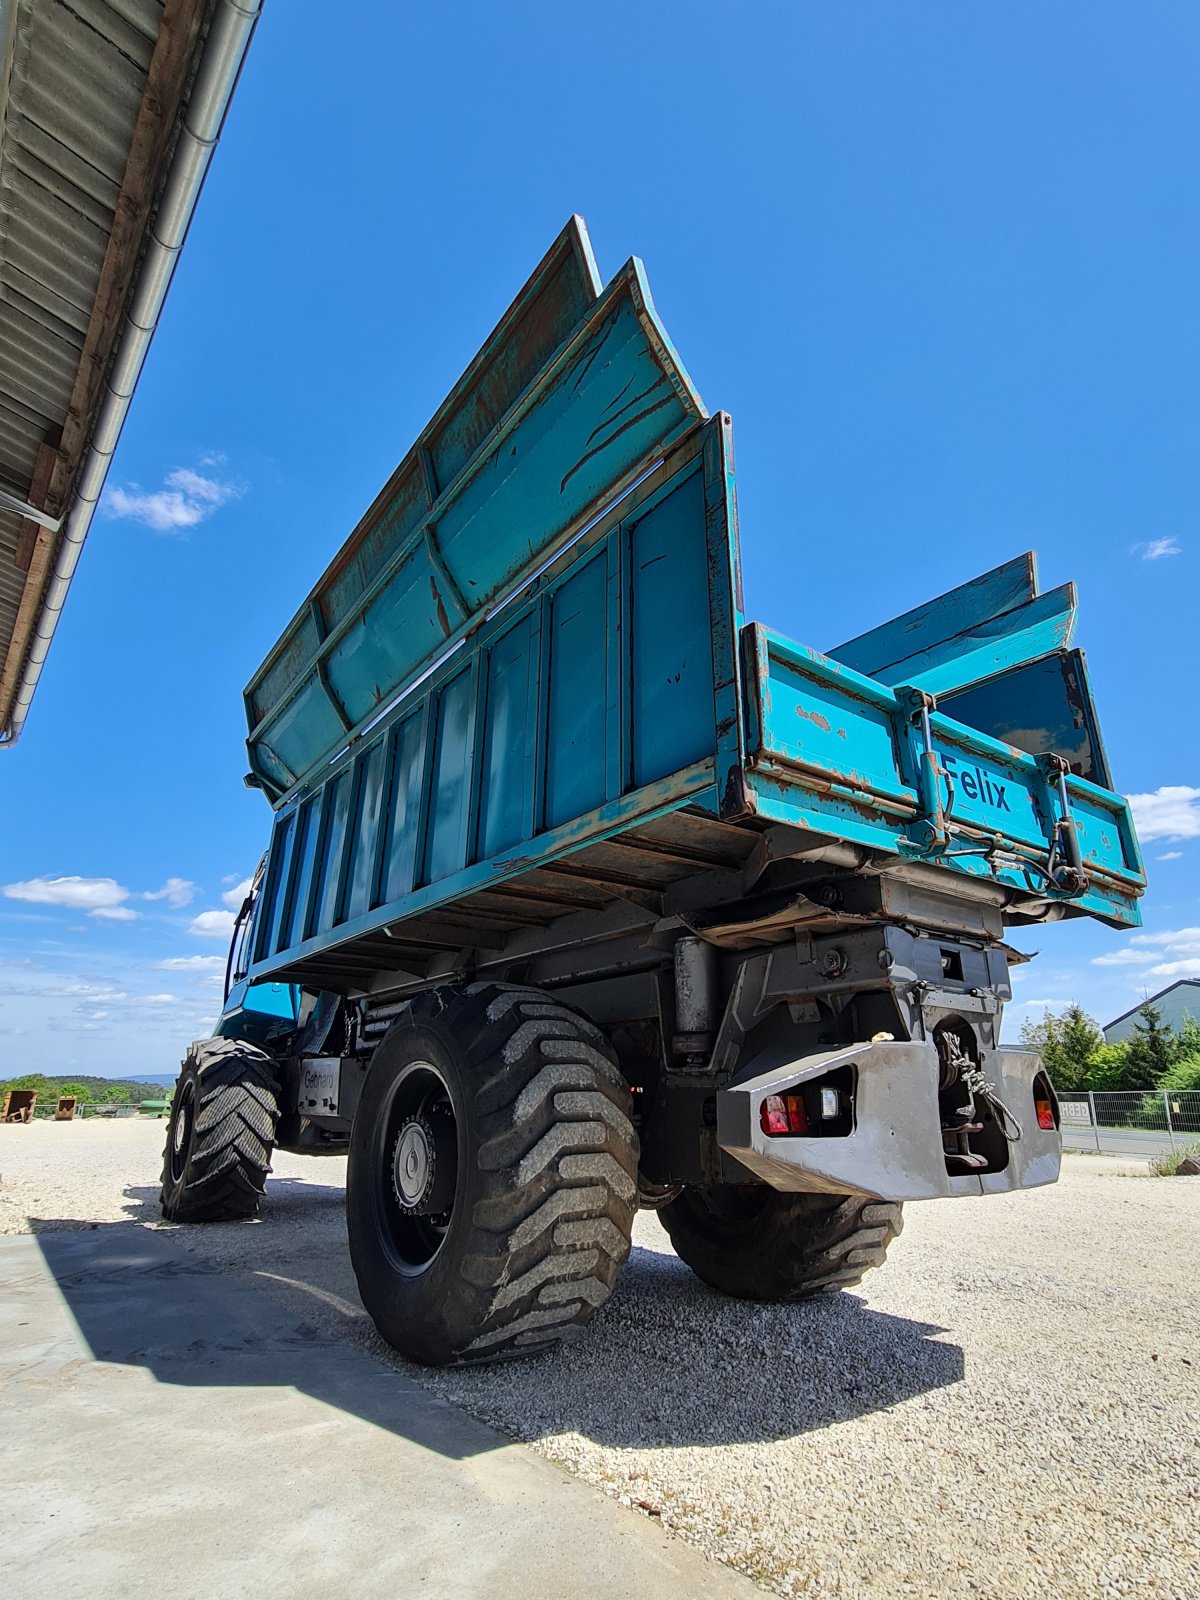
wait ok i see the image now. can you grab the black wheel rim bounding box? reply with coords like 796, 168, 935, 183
376, 1061, 459, 1276
169, 1078, 196, 1185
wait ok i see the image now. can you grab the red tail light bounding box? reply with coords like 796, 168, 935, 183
760, 1093, 809, 1136
1035, 1098, 1056, 1131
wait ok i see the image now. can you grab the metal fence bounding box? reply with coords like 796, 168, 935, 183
25, 1102, 144, 1121
1057, 1089, 1200, 1158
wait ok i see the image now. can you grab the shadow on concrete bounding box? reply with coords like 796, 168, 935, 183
27, 1224, 504, 1462
27, 1182, 965, 1454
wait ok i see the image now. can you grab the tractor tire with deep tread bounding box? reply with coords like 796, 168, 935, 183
160, 1037, 280, 1222
660, 1185, 903, 1301
346, 983, 639, 1366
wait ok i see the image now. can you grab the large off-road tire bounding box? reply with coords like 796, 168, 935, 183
347, 983, 638, 1366
660, 1185, 903, 1301
160, 1038, 280, 1222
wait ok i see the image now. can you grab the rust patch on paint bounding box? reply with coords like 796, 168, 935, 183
430, 576, 451, 636
797, 706, 831, 732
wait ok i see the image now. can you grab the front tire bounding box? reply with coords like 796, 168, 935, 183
160, 1038, 280, 1222
660, 1185, 903, 1301
347, 984, 638, 1365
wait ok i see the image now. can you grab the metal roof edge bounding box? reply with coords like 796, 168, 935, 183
0, 0, 263, 747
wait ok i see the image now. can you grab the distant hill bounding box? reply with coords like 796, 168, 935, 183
0, 1072, 172, 1102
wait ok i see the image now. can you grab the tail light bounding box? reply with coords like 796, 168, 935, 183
760, 1093, 809, 1136
1035, 1098, 1056, 1131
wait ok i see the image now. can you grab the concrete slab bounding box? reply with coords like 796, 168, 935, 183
0, 1232, 757, 1600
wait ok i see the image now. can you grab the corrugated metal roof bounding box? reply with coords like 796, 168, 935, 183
0, 0, 253, 741
0, 0, 159, 648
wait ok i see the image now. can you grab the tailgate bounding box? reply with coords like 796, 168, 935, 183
741, 623, 1144, 928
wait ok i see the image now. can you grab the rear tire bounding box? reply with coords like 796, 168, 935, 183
347, 983, 638, 1365
160, 1038, 280, 1222
660, 1185, 903, 1301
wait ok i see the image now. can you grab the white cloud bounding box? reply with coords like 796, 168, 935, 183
1146, 959, 1200, 980
101, 464, 241, 533
1138, 537, 1181, 561
143, 877, 197, 908
188, 909, 237, 940
4, 875, 129, 910
3, 875, 142, 920
1156, 850, 1183, 861
1127, 785, 1200, 842
221, 876, 254, 910
152, 955, 226, 973
1093, 927, 1200, 980
1126, 927, 1200, 951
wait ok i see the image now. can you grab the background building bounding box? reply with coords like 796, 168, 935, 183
1104, 980, 1200, 1043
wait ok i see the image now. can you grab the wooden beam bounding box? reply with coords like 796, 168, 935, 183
12, 433, 60, 573
44, 0, 209, 518
1, 432, 64, 730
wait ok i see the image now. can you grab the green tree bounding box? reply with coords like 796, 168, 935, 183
57, 1081, 93, 1104
1159, 1054, 1200, 1094
1124, 1001, 1178, 1086
99, 1085, 129, 1104
1081, 1040, 1141, 1092
1, 1073, 58, 1101
1018, 1004, 1103, 1091
1173, 1011, 1200, 1063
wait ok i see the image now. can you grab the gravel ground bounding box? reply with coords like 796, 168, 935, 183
3, 1117, 1198, 1598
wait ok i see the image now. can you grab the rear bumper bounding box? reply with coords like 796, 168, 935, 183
717, 1041, 1061, 1201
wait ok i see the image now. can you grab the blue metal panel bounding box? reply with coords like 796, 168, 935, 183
875, 584, 1077, 697
829, 555, 1077, 701
742, 624, 1144, 927
478, 612, 539, 858
831, 553, 1037, 678
629, 468, 713, 786
254, 810, 294, 964
940, 648, 1113, 789
311, 770, 353, 935
423, 668, 475, 885
245, 218, 706, 806
382, 712, 426, 903
343, 738, 387, 922
246, 417, 743, 985
545, 553, 609, 828
280, 797, 319, 952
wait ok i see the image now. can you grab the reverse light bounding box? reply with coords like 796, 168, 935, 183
760, 1093, 809, 1137
819, 1087, 841, 1120
1035, 1098, 1056, 1131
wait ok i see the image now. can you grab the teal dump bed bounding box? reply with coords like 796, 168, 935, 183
243, 220, 1144, 993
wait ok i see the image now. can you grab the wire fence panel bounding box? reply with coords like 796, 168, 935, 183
1058, 1090, 1200, 1156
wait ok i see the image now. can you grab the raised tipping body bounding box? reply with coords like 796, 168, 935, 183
163, 218, 1145, 1365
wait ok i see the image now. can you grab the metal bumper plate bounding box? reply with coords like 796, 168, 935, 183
717, 1041, 1061, 1201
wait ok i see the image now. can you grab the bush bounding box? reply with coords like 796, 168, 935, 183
1157, 1053, 1200, 1095
1080, 1041, 1140, 1093
1148, 1142, 1200, 1178
1019, 1004, 1103, 1092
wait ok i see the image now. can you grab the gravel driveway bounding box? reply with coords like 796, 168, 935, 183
2, 1118, 1197, 1598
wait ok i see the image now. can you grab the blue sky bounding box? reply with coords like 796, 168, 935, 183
2, 1, 1197, 1076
